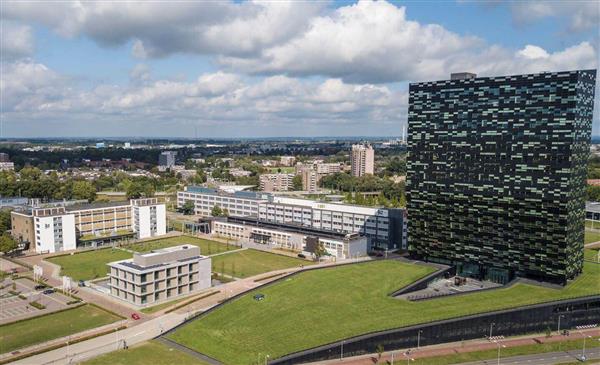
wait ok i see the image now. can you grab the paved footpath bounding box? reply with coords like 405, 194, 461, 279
310, 329, 600, 365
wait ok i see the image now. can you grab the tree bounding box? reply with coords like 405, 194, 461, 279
221, 208, 229, 217
0, 209, 11, 233
181, 200, 195, 215
126, 181, 144, 199
72, 180, 97, 202
0, 234, 17, 254
292, 175, 303, 191
211, 205, 223, 217
314, 242, 327, 261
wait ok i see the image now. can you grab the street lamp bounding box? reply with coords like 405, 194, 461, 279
557, 314, 565, 334
340, 340, 344, 360
493, 340, 506, 365
265, 354, 270, 365
403, 350, 414, 365
489, 322, 496, 338
575, 324, 598, 361
417, 330, 423, 349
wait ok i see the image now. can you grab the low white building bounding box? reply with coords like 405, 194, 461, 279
108, 245, 211, 307
211, 217, 368, 260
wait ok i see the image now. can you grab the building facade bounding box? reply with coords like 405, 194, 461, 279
178, 186, 406, 250
158, 151, 177, 170
212, 217, 368, 259
407, 70, 597, 284
11, 198, 167, 253
351, 144, 374, 177
259, 173, 295, 192
108, 245, 211, 307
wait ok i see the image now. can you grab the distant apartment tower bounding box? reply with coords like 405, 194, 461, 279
0, 153, 9, 162
300, 167, 319, 192
159, 151, 177, 170
259, 173, 295, 192
0, 153, 14, 171
351, 144, 374, 177
407, 70, 597, 284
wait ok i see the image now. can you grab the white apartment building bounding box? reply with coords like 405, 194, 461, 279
315, 162, 342, 174
351, 144, 375, 177
211, 217, 367, 259
108, 245, 211, 307
280, 156, 296, 166
259, 173, 295, 192
177, 187, 406, 250
0, 162, 15, 171
11, 198, 167, 253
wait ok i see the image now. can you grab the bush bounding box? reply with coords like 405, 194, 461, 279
29, 301, 46, 310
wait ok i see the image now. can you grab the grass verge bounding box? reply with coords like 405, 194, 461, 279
81, 340, 209, 365
210, 249, 311, 278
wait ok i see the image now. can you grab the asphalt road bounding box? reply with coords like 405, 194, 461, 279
455, 347, 600, 365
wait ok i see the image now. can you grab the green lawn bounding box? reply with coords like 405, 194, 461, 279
168, 260, 600, 364
210, 249, 311, 278
585, 248, 600, 262
47, 236, 236, 281
0, 305, 121, 354
82, 340, 209, 365
47, 248, 131, 281
124, 235, 238, 255
585, 230, 600, 244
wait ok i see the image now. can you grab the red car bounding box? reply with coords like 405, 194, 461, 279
131, 313, 141, 320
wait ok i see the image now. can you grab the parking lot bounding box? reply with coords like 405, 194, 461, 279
0, 277, 76, 325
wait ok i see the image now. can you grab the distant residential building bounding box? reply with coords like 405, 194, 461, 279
95, 142, 105, 149
300, 168, 319, 192
407, 70, 597, 285
315, 162, 342, 174
0, 162, 14, 171
280, 156, 296, 166
230, 168, 252, 177
212, 216, 367, 259
259, 173, 295, 192
158, 151, 177, 171
11, 198, 167, 253
0, 153, 9, 162
351, 144, 374, 177
0, 197, 28, 209
108, 245, 211, 307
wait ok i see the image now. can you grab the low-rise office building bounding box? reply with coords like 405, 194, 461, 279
178, 186, 406, 250
107, 245, 211, 307
212, 217, 367, 259
11, 198, 167, 253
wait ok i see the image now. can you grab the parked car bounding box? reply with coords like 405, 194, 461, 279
297, 253, 306, 259
253, 294, 265, 301
78, 280, 86, 287
131, 313, 141, 320
34, 285, 46, 290
42, 289, 54, 295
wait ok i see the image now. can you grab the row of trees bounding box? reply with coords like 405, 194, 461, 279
0, 168, 181, 202
320, 173, 406, 207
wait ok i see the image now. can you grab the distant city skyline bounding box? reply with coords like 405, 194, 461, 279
1, 0, 598, 138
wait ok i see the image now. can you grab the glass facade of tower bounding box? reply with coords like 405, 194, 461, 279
407, 70, 597, 284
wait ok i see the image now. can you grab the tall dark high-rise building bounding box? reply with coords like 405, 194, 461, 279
407, 70, 597, 284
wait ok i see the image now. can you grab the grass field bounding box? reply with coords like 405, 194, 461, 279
585, 230, 600, 244
47, 236, 235, 281
47, 248, 131, 281
210, 249, 311, 278
82, 340, 209, 365
168, 260, 600, 364
124, 236, 237, 255
0, 305, 121, 354
585, 248, 600, 262
269, 167, 295, 173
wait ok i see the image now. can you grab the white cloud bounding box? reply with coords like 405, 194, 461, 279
517, 45, 550, 60
510, 1, 600, 32
0, 21, 34, 60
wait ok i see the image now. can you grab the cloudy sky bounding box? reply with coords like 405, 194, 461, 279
1, 0, 599, 138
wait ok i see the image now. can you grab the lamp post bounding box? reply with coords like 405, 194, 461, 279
493, 340, 506, 365
340, 340, 344, 360
265, 354, 270, 365
557, 314, 565, 334
403, 350, 413, 365
489, 322, 495, 339
417, 330, 423, 349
